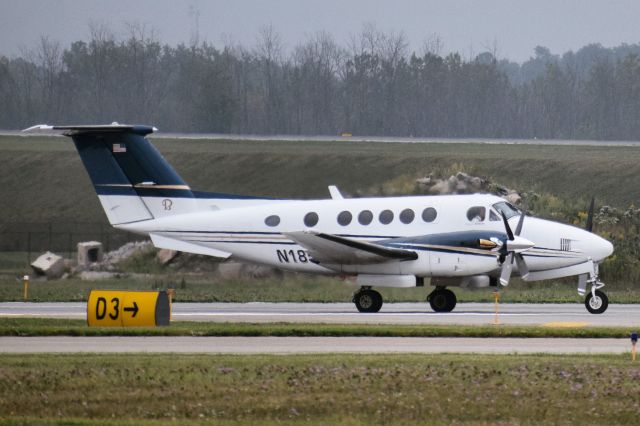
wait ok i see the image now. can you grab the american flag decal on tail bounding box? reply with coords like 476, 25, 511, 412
112, 143, 126, 153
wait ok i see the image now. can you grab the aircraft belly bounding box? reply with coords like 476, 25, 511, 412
339, 262, 402, 275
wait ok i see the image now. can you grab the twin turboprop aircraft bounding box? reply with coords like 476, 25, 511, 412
25, 124, 615, 314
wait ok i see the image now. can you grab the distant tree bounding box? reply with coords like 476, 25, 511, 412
4, 23, 640, 140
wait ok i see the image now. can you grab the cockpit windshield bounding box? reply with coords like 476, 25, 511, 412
492, 201, 521, 219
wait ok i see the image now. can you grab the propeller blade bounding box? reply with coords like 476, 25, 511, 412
515, 254, 529, 279
501, 212, 514, 241
499, 253, 515, 286
514, 212, 526, 236
586, 197, 595, 232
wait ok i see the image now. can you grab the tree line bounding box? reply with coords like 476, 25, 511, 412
3, 23, 640, 140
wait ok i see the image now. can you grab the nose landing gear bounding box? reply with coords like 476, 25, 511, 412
585, 287, 609, 314
579, 264, 609, 314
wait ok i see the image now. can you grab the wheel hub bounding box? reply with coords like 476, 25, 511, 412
432, 294, 447, 309
589, 296, 603, 310
359, 294, 373, 309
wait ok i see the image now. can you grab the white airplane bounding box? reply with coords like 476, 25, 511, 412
24, 124, 615, 314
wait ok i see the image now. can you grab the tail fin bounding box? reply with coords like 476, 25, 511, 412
24, 124, 196, 225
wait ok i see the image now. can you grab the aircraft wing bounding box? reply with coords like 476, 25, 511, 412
284, 231, 418, 265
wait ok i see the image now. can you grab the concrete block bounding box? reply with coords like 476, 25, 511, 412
77, 241, 103, 267
31, 251, 65, 279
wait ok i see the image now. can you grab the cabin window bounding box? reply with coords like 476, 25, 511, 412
379, 209, 394, 224
422, 207, 437, 223
467, 206, 486, 222
265, 215, 280, 227
337, 211, 352, 226
304, 212, 319, 227
358, 210, 373, 225
399, 208, 415, 224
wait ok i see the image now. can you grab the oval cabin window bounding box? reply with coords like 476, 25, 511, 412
304, 212, 319, 227
399, 208, 415, 224
358, 210, 373, 225
265, 215, 280, 227
379, 209, 394, 224
422, 207, 437, 223
337, 211, 352, 226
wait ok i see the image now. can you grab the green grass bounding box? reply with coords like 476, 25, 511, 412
3, 134, 640, 224
0, 318, 637, 338
2, 270, 640, 303
1, 353, 640, 425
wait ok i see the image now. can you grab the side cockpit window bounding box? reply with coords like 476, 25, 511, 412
466, 206, 486, 223
492, 201, 520, 219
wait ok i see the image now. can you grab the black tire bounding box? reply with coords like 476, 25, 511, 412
428, 289, 457, 313
354, 289, 383, 313
585, 290, 608, 314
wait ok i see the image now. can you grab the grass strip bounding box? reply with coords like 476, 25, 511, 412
0, 317, 637, 338
1, 353, 640, 425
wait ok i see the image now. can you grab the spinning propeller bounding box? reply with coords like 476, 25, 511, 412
499, 211, 535, 286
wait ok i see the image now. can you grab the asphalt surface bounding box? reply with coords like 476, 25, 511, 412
0, 336, 631, 354
1, 302, 639, 327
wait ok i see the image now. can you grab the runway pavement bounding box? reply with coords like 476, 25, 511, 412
0, 336, 631, 354
1, 302, 639, 326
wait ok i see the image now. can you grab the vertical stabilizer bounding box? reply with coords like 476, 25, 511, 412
24, 124, 197, 225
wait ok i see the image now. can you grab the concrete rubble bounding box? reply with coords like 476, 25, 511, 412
416, 171, 521, 204
101, 241, 154, 266
30, 251, 65, 279
156, 249, 179, 265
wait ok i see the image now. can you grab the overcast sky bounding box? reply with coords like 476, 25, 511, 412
2, 0, 640, 63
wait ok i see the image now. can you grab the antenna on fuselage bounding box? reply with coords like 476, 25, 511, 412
328, 185, 344, 200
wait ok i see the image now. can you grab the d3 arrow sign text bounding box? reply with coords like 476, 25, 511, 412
87, 290, 170, 327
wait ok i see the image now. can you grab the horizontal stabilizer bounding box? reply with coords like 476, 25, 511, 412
284, 230, 417, 265
150, 233, 231, 259
23, 123, 158, 136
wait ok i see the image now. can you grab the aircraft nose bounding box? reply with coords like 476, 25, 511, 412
589, 233, 614, 262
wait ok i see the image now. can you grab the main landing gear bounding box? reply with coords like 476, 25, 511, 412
353, 287, 383, 313
427, 287, 457, 313
352, 286, 459, 313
